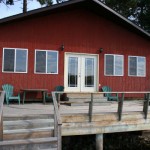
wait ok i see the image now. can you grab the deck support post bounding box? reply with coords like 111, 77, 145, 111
96, 134, 103, 150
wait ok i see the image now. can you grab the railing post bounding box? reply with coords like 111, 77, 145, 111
143, 93, 149, 119
54, 111, 57, 137
57, 124, 62, 150
52, 92, 62, 150
58, 93, 60, 108
0, 92, 5, 141
0, 112, 3, 141
89, 93, 93, 122
118, 93, 124, 121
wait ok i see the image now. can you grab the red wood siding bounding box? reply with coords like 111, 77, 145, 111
0, 8, 150, 97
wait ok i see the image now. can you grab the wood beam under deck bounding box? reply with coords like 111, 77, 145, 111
61, 112, 150, 136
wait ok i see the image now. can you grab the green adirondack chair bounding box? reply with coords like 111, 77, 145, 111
45, 86, 64, 102
102, 86, 118, 101
55, 86, 64, 91
2, 84, 20, 105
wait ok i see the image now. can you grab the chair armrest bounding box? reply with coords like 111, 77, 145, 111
116, 93, 118, 97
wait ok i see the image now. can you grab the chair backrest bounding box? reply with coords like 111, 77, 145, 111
55, 86, 64, 91
2, 84, 14, 98
102, 86, 112, 97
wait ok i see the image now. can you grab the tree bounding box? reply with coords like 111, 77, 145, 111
1, 0, 67, 13
99, 0, 150, 32
1, 0, 53, 13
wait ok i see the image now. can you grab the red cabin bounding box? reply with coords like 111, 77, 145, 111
0, 0, 150, 98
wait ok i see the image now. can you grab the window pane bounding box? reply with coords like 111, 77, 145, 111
68, 57, 78, 87
129, 57, 137, 76
106, 55, 114, 75
138, 57, 145, 76
115, 56, 123, 75
47, 51, 58, 73
85, 58, 94, 87
36, 51, 46, 73
3, 49, 15, 72
16, 50, 27, 72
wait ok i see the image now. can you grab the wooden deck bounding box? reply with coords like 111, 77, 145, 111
3, 100, 150, 136
2, 92, 150, 150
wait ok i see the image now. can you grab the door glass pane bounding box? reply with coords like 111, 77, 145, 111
68, 57, 78, 87
85, 58, 94, 87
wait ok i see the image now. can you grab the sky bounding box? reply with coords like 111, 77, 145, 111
0, 0, 57, 19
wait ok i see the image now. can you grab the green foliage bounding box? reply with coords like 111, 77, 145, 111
104, 0, 137, 17
100, 0, 150, 32
37, 0, 53, 6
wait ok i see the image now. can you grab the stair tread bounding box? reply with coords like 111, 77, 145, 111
3, 114, 54, 121
4, 119, 54, 125
0, 137, 58, 146
4, 127, 54, 134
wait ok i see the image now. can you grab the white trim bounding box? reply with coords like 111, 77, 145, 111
128, 56, 146, 77
2, 48, 28, 73
104, 54, 124, 76
34, 49, 59, 74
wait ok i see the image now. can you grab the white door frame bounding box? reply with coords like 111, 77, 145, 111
64, 52, 99, 92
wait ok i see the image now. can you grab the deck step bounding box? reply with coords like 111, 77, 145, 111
63, 97, 108, 106
0, 137, 58, 150
64, 93, 107, 106
4, 127, 54, 140
66, 93, 105, 99
3, 115, 55, 140
4, 119, 54, 130
3, 114, 54, 121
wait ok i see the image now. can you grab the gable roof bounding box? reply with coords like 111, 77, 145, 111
0, 0, 150, 39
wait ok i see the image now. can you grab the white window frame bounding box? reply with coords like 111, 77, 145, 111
104, 54, 124, 76
34, 49, 58, 74
2, 48, 28, 73
128, 56, 146, 77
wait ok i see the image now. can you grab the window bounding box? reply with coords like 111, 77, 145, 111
128, 56, 146, 77
35, 50, 58, 74
105, 54, 124, 76
3, 48, 28, 73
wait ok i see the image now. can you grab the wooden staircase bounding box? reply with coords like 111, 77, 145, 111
0, 91, 62, 150
0, 114, 58, 150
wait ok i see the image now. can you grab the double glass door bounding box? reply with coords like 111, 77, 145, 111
65, 54, 98, 92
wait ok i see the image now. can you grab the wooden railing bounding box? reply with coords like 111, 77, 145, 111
55, 91, 150, 122
0, 91, 5, 141
52, 92, 62, 150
